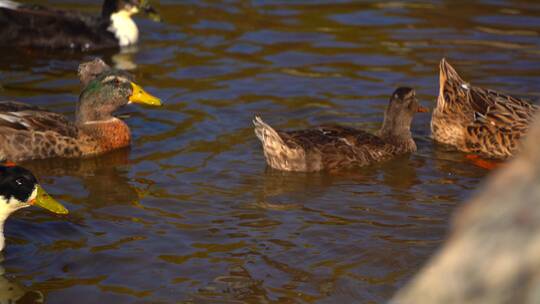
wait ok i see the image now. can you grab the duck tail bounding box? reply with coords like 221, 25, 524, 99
438, 58, 469, 108
253, 116, 285, 147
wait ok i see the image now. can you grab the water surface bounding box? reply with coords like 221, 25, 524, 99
0, 0, 539, 303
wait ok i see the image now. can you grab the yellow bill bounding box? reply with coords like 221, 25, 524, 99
129, 82, 162, 106
30, 185, 69, 215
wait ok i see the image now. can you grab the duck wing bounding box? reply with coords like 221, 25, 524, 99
282, 125, 385, 149
0, 1, 116, 50
281, 125, 394, 168
468, 87, 537, 122
465, 89, 538, 158
0, 101, 78, 138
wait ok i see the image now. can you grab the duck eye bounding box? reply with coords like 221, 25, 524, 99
15, 178, 24, 186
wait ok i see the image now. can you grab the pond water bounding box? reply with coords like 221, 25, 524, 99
0, 0, 539, 303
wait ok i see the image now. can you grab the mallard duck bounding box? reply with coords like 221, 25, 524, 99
431, 58, 538, 159
0, 0, 160, 51
253, 87, 428, 172
0, 65, 162, 162
0, 164, 68, 251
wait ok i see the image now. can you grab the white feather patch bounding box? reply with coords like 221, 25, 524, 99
0, 0, 20, 9
0, 113, 31, 128
108, 10, 139, 47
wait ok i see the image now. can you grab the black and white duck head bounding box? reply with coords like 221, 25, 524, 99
103, 0, 160, 47
0, 164, 68, 251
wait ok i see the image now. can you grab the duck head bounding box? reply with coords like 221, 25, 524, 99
76, 70, 162, 124
78, 58, 111, 88
102, 0, 160, 20
102, 0, 161, 47
0, 165, 68, 251
378, 87, 428, 140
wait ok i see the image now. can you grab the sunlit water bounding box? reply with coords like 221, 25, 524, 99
0, 0, 539, 303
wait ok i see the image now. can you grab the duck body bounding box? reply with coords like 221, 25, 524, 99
0, 0, 157, 51
0, 101, 131, 162
254, 87, 424, 172
254, 120, 416, 172
0, 64, 161, 162
431, 59, 538, 159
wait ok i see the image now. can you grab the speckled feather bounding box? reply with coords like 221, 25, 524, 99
0, 62, 140, 162
431, 59, 538, 159
254, 117, 417, 172
0, 103, 131, 162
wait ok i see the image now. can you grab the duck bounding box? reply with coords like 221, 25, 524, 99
431, 58, 538, 159
0, 62, 162, 162
0, 163, 68, 251
253, 87, 428, 172
0, 0, 160, 51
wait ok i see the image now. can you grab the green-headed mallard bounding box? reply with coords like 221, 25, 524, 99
431, 58, 538, 159
0, 63, 162, 162
0, 0, 160, 51
0, 163, 68, 251
253, 87, 428, 172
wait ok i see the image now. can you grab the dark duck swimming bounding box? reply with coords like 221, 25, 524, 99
0, 60, 162, 162
0, 0, 160, 51
254, 87, 428, 172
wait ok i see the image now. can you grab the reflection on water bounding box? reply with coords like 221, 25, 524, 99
0, 0, 539, 302
0, 255, 44, 304
111, 46, 139, 71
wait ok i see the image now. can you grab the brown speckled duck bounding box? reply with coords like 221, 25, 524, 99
0, 66, 161, 162
431, 58, 538, 159
254, 87, 427, 172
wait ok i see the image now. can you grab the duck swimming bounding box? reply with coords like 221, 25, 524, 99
0, 164, 68, 251
0, 0, 160, 51
254, 87, 427, 172
0, 66, 162, 162
431, 58, 538, 159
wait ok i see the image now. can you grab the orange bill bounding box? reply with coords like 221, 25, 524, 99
417, 106, 430, 113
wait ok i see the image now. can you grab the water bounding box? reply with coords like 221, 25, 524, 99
0, 0, 539, 303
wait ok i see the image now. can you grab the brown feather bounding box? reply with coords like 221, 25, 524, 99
431, 59, 538, 159
254, 120, 416, 172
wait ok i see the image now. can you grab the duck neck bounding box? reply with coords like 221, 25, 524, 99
377, 120, 415, 150
108, 11, 139, 47
0, 214, 8, 252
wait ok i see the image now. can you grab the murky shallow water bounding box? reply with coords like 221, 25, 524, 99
0, 0, 539, 303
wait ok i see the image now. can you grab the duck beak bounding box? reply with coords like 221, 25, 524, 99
140, 0, 162, 22
129, 82, 162, 106
417, 106, 430, 113
30, 185, 69, 215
